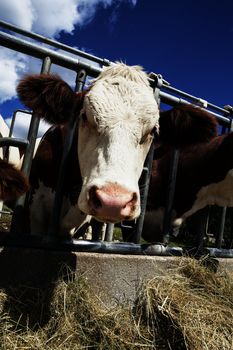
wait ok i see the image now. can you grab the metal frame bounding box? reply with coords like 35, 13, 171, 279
0, 21, 233, 257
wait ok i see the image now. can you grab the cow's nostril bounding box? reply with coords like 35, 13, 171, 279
132, 192, 137, 203
89, 186, 102, 209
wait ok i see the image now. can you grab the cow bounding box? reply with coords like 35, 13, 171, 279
0, 116, 29, 214
142, 104, 233, 243
17, 63, 160, 236
0, 158, 29, 201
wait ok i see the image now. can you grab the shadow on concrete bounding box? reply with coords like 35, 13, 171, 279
0, 247, 77, 329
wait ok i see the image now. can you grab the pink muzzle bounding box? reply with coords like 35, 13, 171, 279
88, 183, 138, 223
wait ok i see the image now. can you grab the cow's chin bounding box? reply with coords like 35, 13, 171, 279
78, 202, 140, 224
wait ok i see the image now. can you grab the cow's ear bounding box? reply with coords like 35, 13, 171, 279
159, 104, 218, 148
17, 74, 84, 124
0, 160, 29, 201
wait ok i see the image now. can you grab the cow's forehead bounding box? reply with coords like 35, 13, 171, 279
85, 78, 158, 125
93, 62, 150, 86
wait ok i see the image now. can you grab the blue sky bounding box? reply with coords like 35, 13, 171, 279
0, 0, 233, 135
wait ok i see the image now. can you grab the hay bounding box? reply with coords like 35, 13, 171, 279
0, 275, 153, 349
0, 257, 232, 349
136, 257, 233, 350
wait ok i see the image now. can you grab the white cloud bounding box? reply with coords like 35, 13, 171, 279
0, 0, 35, 31
0, 49, 28, 103
0, 0, 137, 37
31, 0, 80, 37
0, 0, 137, 106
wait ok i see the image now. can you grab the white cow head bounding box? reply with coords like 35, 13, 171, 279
78, 64, 159, 222
17, 63, 159, 223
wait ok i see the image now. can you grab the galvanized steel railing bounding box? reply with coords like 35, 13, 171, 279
0, 20, 232, 257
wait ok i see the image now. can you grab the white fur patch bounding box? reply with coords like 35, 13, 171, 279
174, 168, 233, 226
30, 181, 87, 236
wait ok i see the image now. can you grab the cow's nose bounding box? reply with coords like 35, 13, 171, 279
88, 184, 138, 222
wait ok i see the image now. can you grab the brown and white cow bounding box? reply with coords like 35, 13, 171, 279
142, 104, 233, 242
17, 63, 160, 235
0, 158, 29, 201
0, 116, 29, 202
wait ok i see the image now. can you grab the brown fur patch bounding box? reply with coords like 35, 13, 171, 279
0, 159, 29, 201
159, 104, 218, 148
17, 74, 84, 124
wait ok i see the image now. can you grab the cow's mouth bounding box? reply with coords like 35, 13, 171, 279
91, 214, 132, 224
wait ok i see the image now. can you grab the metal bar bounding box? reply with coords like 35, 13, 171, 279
162, 149, 180, 243
216, 207, 227, 248
1, 28, 231, 126
8, 110, 17, 138
162, 84, 231, 116
0, 231, 183, 255
205, 247, 233, 258
47, 69, 87, 237
0, 137, 29, 148
127, 75, 162, 244
0, 31, 102, 77
215, 118, 230, 249
1, 230, 233, 256
20, 57, 52, 177
10, 56, 52, 235
4, 110, 33, 161
133, 145, 155, 243
0, 20, 111, 67
159, 91, 231, 125
8, 109, 32, 138
189, 207, 210, 254
105, 224, 114, 242
3, 109, 32, 161
1, 28, 231, 125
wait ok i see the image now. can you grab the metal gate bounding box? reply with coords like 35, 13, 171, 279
0, 20, 232, 258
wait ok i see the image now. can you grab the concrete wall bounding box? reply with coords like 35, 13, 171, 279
0, 247, 233, 305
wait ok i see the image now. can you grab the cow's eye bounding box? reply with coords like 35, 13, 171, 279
140, 127, 157, 145
153, 128, 159, 143
140, 133, 151, 145
150, 127, 157, 136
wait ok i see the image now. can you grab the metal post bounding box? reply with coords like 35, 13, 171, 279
215, 109, 233, 248
47, 69, 87, 238
121, 74, 162, 244
105, 223, 114, 242
132, 144, 155, 243
10, 56, 52, 234
216, 207, 227, 248
132, 74, 162, 243
194, 207, 210, 255
162, 149, 180, 244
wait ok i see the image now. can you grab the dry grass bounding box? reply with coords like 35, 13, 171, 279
0, 212, 12, 232
0, 274, 154, 350
0, 257, 232, 349
136, 257, 233, 350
